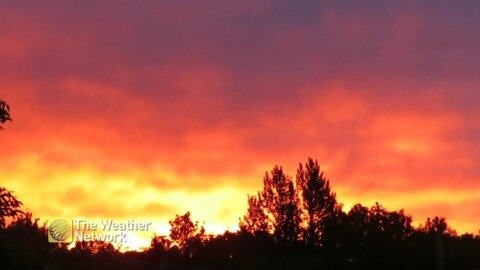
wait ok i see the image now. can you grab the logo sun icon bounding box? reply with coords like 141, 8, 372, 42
48, 219, 73, 243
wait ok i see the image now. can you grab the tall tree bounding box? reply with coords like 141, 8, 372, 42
260, 165, 301, 243
239, 193, 269, 234
0, 100, 12, 130
296, 158, 337, 245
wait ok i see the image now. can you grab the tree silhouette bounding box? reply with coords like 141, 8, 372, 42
296, 158, 337, 245
0, 187, 24, 228
149, 234, 172, 253
239, 193, 269, 235
0, 212, 51, 269
1, 158, 480, 270
71, 240, 117, 256
169, 211, 205, 256
368, 203, 413, 240
0, 100, 12, 130
260, 165, 301, 243
421, 216, 455, 236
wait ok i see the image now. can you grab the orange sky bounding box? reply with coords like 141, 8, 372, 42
1, 0, 480, 249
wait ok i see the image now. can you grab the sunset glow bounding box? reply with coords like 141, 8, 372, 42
1, 1, 479, 250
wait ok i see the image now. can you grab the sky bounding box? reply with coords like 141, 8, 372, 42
1, 0, 480, 249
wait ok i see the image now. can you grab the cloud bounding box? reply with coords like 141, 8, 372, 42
1, 0, 479, 236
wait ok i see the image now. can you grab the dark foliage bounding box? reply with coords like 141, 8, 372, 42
0, 187, 24, 228
241, 165, 301, 244
1, 159, 479, 270
296, 158, 338, 246
0, 100, 12, 130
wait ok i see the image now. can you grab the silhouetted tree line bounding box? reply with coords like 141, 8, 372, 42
1, 159, 479, 269
1, 102, 479, 269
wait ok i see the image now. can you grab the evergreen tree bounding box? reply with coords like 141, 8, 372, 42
296, 158, 337, 245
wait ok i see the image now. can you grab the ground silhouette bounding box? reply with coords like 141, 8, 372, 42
0, 158, 479, 269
